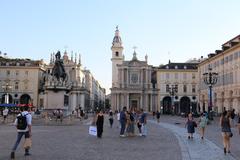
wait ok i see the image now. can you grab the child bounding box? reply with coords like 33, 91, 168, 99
185, 113, 197, 139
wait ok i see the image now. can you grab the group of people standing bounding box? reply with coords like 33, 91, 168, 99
118, 107, 147, 137
93, 107, 148, 139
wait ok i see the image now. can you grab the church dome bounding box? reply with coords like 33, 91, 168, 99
112, 26, 122, 45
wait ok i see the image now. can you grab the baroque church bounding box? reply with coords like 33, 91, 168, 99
110, 27, 158, 112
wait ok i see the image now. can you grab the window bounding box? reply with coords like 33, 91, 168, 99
166, 84, 169, 92
183, 85, 187, 93
220, 58, 224, 65
174, 73, 178, 79
6, 70, 10, 76
234, 52, 238, 59
24, 81, 28, 90
183, 73, 187, 79
229, 54, 233, 62
166, 73, 169, 79
192, 73, 195, 79
15, 82, 19, 90
115, 52, 119, 57
192, 85, 196, 93
224, 56, 228, 63
16, 70, 19, 76
175, 84, 178, 93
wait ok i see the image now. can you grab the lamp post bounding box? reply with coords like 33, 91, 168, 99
203, 67, 218, 120
2, 82, 12, 104
168, 85, 177, 115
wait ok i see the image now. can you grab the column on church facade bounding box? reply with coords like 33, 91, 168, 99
126, 93, 129, 109
116, 93, 119, 111
121, 93, 124, 109
140, 94, 143, 109
80, 94, 85, 110
126, 68, 129, 87
111, 93, 116, 111
144, 93, 148, 110
149, 94, 152, 112
121, 68, 124, 88
152, 92, 157, 112
71, 93, 77, 111
44, 92, 48, 109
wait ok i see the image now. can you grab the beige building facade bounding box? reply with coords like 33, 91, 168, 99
0, 56, 45, 107
157, 62, 199, 114
198, 35, 240, 114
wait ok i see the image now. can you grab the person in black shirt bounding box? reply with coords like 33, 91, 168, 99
156, 110, 161, 123
96, 110, 104, 138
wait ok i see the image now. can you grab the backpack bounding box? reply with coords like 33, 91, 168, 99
17, 113, 28, 130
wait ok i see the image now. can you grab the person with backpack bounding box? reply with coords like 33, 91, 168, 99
10, 106, 32, 159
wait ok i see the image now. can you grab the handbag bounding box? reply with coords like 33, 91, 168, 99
23, 138, 32, 149
228, 132, 233, 138
89, 126, 97, 136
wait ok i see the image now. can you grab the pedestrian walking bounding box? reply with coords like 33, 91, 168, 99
220, 111, 232, 154
156, 110, 161, 123
96, 110, 104, 138
140, 109, 147, 137
185, 113, 197, 139
3, 107, 9, 123
198, 113, 208, 139
109, 110, 114, 128
10, 106, 32, 159
120, 106, 127, 137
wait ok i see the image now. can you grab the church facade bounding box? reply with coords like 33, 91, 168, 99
110, 28, 158, 112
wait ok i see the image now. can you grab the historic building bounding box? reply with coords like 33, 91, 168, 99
198, 35, 240, 114
40, 51, 106, 112
110, 27, 240, 115
0, 51, 106, 112
110, 27, 158, 112
84, 69, 106, 111
0, 56, 45, 107
157, 61, 199, 114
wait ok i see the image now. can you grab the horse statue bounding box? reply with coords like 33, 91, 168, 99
52, 51, 67, 82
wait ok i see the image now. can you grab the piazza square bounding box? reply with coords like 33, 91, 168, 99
1, 1, 240, 160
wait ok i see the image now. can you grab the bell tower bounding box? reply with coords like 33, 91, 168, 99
111, 26, 123, 88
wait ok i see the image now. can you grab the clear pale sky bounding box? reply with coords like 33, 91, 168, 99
1, 0, 240, 94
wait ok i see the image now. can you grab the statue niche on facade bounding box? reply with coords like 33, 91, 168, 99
52, 51, 67, 82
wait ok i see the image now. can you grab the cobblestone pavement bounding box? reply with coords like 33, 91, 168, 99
151, 115, 240, 159
150, 120, 236, 160
0, 116, 181, 160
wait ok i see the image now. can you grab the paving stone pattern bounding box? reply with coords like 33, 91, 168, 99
0, 116, 181, 160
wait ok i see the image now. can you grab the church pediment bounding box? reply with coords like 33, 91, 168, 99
128, 60, 146, 67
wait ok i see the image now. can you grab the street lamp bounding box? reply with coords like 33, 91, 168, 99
203, 67, 218, 120
168, 85, 177, 115
2, 82, 12, 104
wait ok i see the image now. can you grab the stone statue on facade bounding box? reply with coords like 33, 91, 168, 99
52, 51, 67, 82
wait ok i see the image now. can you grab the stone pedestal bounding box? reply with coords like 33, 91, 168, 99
44, 90, 67, 110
